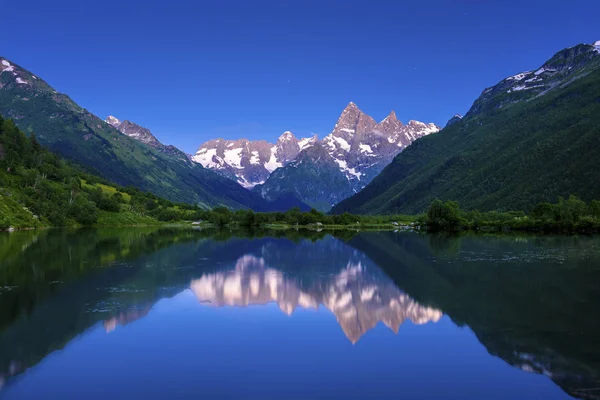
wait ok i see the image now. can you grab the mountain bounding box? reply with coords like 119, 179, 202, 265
105, 115, 192, 161
445, 114, 463, 127
254, 143, 353, 210
252, 102, 439, 210
192, 132, 317, 188
332, 40, 600, 215
0, 57, 271, 210
191, 252, 441, 344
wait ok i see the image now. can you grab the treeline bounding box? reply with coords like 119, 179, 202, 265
423, 196, 600, 233
0, 115, 200, 229
190, 206, 413, 227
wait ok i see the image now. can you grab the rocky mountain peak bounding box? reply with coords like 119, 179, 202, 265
381, 110, 399, 124
378, 110, 403, 133
466, 42, 600, 117
103, 115, 190, 163
345, 101, 358, 110
193, 131, 315, 189
445, 114, 463, 127
194, 102, 439, 207
277, 130, 297, 142
105, 115, 120, 126
105, 116, 160, 147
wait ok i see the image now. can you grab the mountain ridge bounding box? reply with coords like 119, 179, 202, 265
193, 102, 439, 190
0, 56, 273, 210
332, 40, 600, 214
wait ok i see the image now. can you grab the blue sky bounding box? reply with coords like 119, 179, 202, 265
2, 0, 599, 153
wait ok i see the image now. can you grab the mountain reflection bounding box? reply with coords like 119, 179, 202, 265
190, 253, 442, 343
1, 229, 599, 399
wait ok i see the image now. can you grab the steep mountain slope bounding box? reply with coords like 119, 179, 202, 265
192, 132, 317, 188
255, 143, 352, 210
255, 103, 439, 210
333, 41, 600, 214
0, 57, 270, 210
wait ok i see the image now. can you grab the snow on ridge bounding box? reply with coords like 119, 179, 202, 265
15, 77, 28, 85
340, 128, 355, 134
224, 148, 243, 169
264, 146, 283, 173
279, 131, 295, 141
1, 59, 15, 73
594, 40, 600, 53
298, 136, 316, 151
106, 115, 120, 125
506, 72, 531, 81
192, 148, 219, 168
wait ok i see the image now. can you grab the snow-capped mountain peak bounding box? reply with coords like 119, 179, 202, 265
322, 104, 439, 183
277, 130, 296, 142
105, 115, 120, 126
193, 102, 439, 206
193, 131, 316, 188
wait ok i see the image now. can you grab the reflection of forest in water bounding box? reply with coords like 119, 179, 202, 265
0, 228, 598, 399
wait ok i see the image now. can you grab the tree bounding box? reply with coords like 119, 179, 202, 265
426, 199, 464, 229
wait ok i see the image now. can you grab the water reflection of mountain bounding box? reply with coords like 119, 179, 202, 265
191, 254, 441, 343
0, 230, 438, 389
348, 232, 600, 400
1, 229, 599, 399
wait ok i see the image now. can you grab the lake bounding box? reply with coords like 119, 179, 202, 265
0, 228, 598, 399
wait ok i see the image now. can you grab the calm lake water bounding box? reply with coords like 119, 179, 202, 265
0, 228, 599, 399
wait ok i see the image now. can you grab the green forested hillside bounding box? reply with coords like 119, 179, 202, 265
0, 57, 270, 210
333, 44, 600, 214
0, 115, 211, 228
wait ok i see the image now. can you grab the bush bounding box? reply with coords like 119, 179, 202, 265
0, 217, 11, 230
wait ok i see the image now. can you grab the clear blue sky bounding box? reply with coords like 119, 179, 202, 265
2, 0, 599, 153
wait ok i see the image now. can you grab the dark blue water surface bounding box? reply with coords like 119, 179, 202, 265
0, 228, 599, 399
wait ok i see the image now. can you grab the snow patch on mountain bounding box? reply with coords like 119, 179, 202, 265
192, 148, 220, 169
332, 136, 351, 152
264, 146, 283, 173
507, 72, 531, 81
359, 144, 373, 154
0, 60, 14, 73
224, 148, 243, 168
298, 136, 316, 151
193, 102, 439, 193
106, 115, 120, 126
